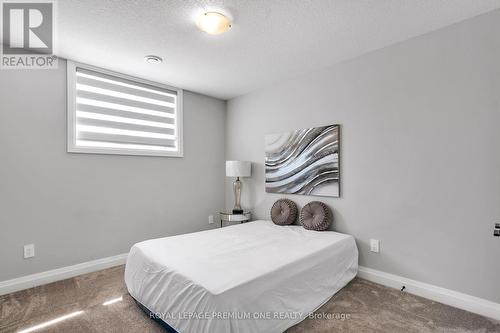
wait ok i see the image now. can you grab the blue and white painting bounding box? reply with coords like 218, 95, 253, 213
265, 125, 340, 197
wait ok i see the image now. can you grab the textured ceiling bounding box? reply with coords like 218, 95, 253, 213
55, 0, 500, 100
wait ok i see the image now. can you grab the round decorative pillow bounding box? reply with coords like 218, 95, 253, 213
270, 199, 298, 225
299, 201, 332, 231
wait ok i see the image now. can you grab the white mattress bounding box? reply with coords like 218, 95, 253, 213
125, 220, 358, 333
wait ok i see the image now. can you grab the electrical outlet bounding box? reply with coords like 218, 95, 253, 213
24, 244, 35, 259
370, 239, 380, 253
208, 215, 214, 224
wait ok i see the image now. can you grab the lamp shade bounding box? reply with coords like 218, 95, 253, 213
226, 161, 251, 178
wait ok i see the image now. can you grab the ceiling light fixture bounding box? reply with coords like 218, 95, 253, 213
197, 12, 232, 35
144, 55, 163, 64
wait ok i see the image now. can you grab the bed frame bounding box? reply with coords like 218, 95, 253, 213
134, 298, 179, 333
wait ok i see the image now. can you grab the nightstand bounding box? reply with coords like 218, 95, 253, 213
219, 211, 251, 228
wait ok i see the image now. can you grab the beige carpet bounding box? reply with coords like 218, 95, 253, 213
1, 266, 498, 333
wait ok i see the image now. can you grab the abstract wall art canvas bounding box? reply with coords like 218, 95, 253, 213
265, 125, 340, 197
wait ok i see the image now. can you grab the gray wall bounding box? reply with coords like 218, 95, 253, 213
0, 59, 226, 281
225, 10, 500, 303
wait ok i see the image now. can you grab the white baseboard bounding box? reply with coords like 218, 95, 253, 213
358, 266, 500, 321
1, 257, 498, 322
0, 253, 128, 296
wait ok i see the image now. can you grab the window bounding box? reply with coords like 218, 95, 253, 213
67, 61, 183, 157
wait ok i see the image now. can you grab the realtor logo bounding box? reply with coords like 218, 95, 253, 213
1, 0, 57, 69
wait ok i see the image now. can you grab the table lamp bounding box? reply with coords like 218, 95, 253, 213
226, 161, 251, 214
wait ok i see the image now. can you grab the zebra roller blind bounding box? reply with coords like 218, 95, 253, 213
67, 62, 183, 157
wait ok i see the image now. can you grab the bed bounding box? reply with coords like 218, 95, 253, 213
124, 220, 358, 333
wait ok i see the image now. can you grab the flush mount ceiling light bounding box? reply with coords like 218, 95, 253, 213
144, 55, 163, 64
197, 12, 232, 35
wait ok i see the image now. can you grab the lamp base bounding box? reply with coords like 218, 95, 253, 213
232, 177, 244, 215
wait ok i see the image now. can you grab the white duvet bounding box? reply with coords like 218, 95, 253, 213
125, 220, 358, 333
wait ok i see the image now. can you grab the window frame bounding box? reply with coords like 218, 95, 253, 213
67, 60, 184, 157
